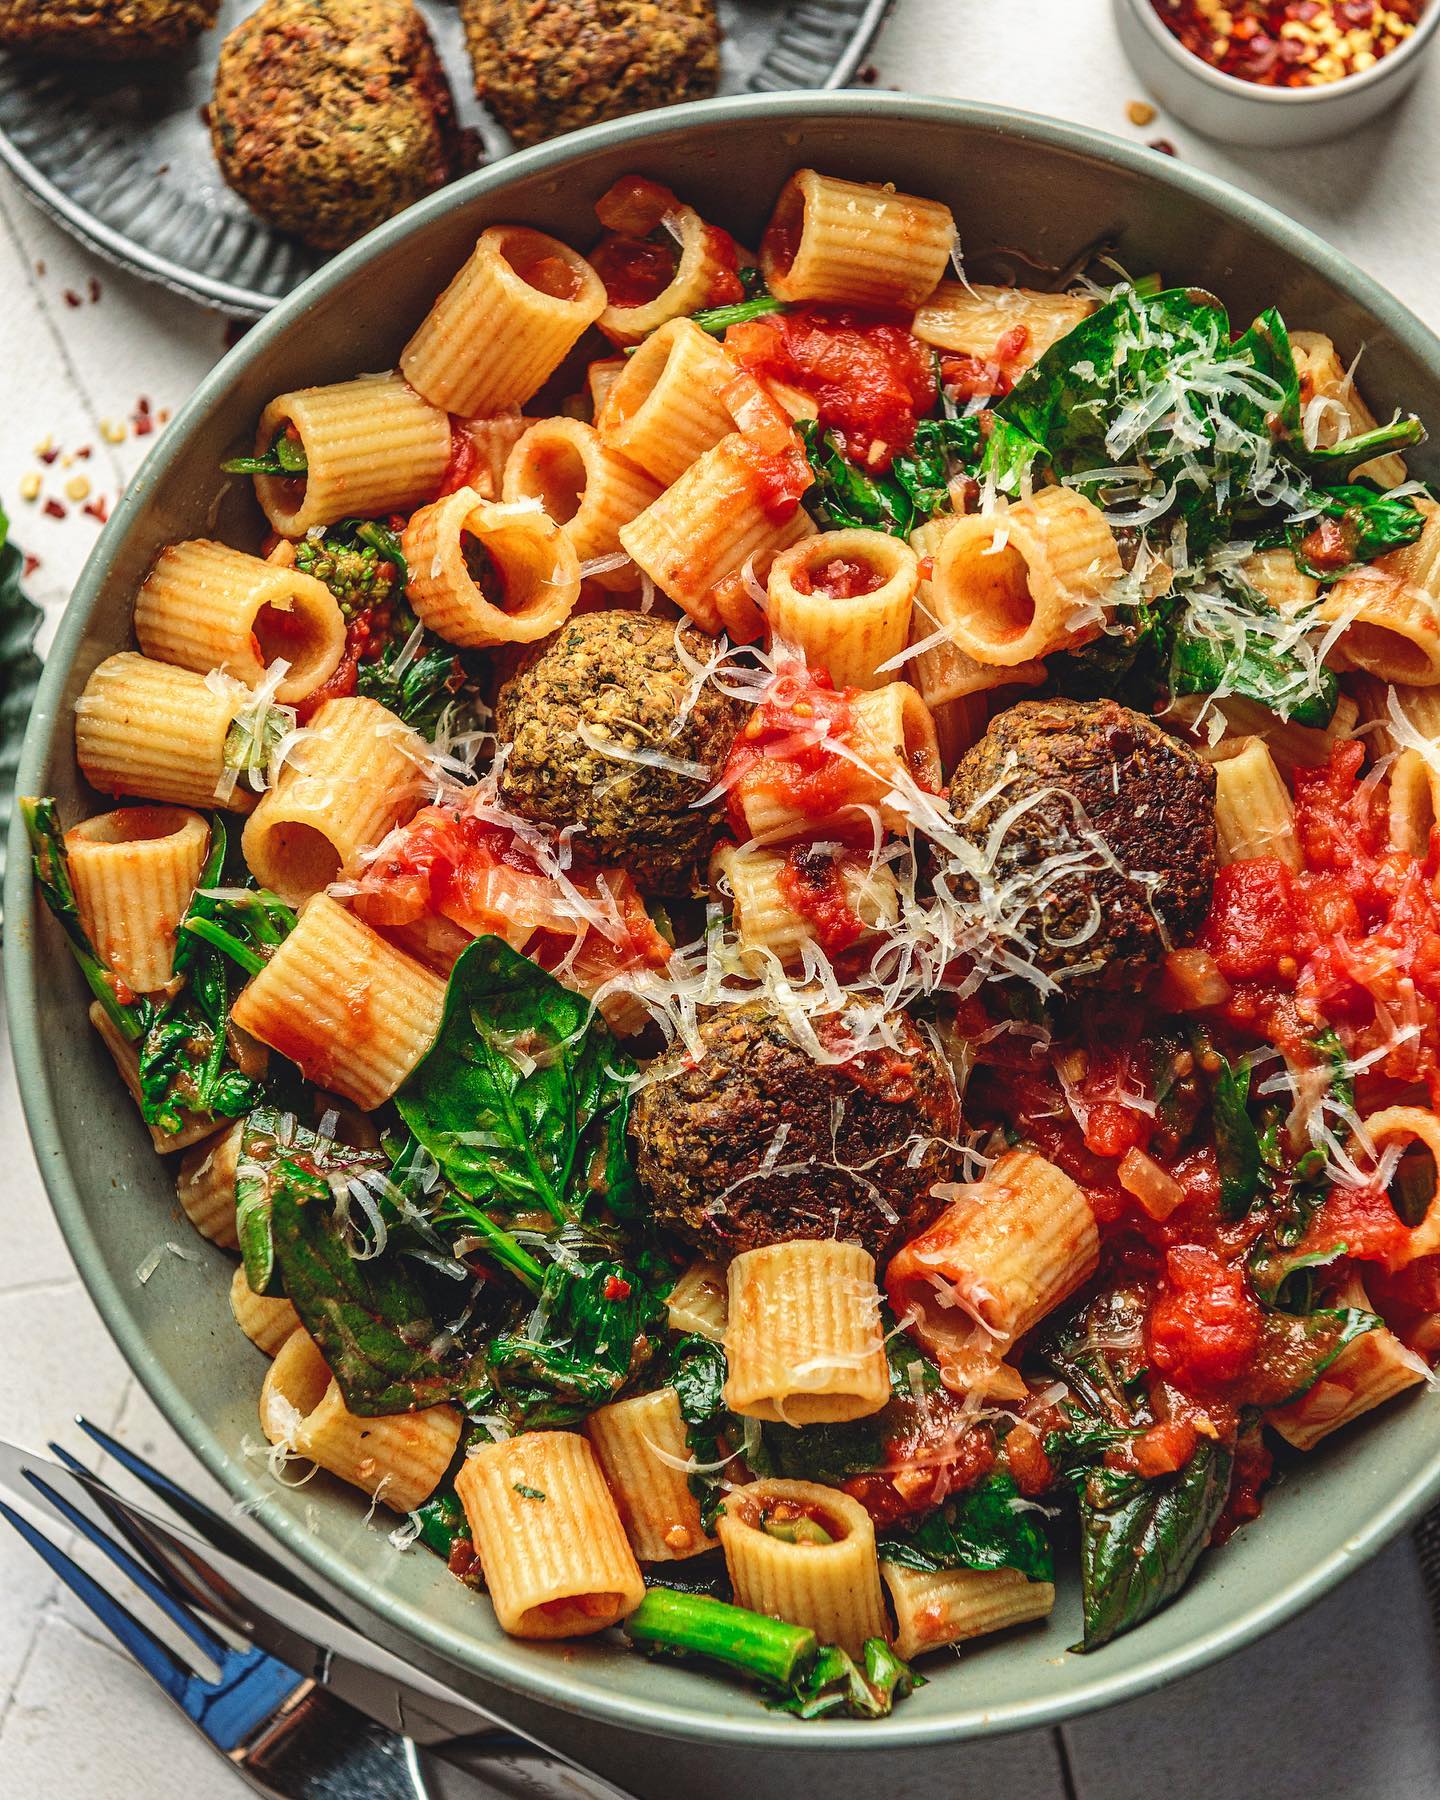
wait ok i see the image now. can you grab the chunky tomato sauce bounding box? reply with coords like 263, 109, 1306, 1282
726, 305, 937, 468
778, 844, 868, 957
790, 556, 886, 600
590, 174, 744, 310
720, 659, 863, 835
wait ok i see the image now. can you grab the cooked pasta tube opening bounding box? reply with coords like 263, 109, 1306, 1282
251, 820, 342, 897
509, 435, 586, 524
768, 529, 918, 690
1353, 1106, 1440, 1260
761, 177, 805, 284
251, 595, 343, 698
262, 1328, 331, 1430
67, 804, 198, 853
1339, 620, 1437, 684
403, 489, 581, 649
500, 226, 592, 302
65, 806, 210, 994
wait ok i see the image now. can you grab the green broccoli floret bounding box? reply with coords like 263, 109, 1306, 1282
294, 535, 399, 616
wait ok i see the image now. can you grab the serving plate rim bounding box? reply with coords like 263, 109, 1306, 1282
8, 88, 1440, 1746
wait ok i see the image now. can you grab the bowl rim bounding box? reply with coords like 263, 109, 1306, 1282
9, 87, 1440, 1746
1115, 0, 1440, 106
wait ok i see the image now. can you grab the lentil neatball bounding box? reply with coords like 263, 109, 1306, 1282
459, 0, 721, 148
630, 1001, 960, 1260
209, 0, 472, 252
494, 610, 744, 894
946, 697, 1217, 988
0, 0, 219, 57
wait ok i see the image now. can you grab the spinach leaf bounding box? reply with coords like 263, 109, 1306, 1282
235, 1104, 381, 1297
395, 936, 637, 1229
1076, 1438, 1233, 1652
797, 420, 917, 537
1212, 1054, 1263, 1220
0, 512, 44, 918
1247, 1306, 1380, 1407
357, 635, 470, 741
268, 1144, 486, 1416
1169, 571, 1339, 727
1289, 484, 1426, 583
672, 1334, 737, 1530
1248, 1238, 1347, 1310
890, 416, 980, 518
876, 1474, 1054, 1583
479, 1255, 665, 1429
1298, 417, 1427, 482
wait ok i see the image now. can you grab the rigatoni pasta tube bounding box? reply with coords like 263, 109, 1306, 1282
1350, 1106, 1440, 1264
177, 1120, 243, 1249
230, 1265, 300, 1357
252, 373, 451, 539
402, 488, 581, 648
596, 194, 741, 345
881, 1562, 1055, 1660
724, 1240, 890, 1424
766, 529, 918, 689
502, 418, 660, 589
456, 413, 534, 501
1291, 329, 1408, 489
760, 170, 954, 311
1177, 691, 1360, 778
1268, 1278, 1426, 1450
929, 488, 1121, 666
74, 653, 254, 813
1321, 500, 1440, 685
401, 225, 606, 417
912, 282, 1095, 366
1241, 546, 1319, 616
665, 1258, 728, 1342
717, 1479, 887, 1659
909, 518, 1047, 708
732, 680, 941, 842
88, 1001, 217, 1154
231, 895, 446, 1110
583, 1388, 716, 1561
455, 1431, 645, 1639
597, 318, 738, 487
1211, 738, 1300, 870
619, 432, 813, 636
242, 697, 426, 904
261, 1329, 459, 1512
886, 1150, 1099, 1366
134, 540, 345, 702
711, 841, 898, 968
65, 805, 209, 993
1388, 748, 1440, 856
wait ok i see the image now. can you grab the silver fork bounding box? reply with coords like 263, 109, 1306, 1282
0, 1428, 634, 1800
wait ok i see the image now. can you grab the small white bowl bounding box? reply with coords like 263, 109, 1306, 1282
1114, 0, 1440, 145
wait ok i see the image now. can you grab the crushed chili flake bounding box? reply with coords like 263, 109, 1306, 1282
133, 414, 154, 438
88, 276, 102, 303
23, 553, 41, 578
1149, 137, 1180, 155
83, 497, 110, 523
63, 288, 82, 308
37, 443, 59, 466
43, 498, 67, 519
1151, 0, 1423, 87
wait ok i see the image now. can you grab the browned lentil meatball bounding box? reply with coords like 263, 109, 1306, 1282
631, 1002, 960, 1259
460, 0, 720, 148
494, 610, 744, 894
0, 0, 218, 57
946, 698, 1217, 989
209, 0, 473, 252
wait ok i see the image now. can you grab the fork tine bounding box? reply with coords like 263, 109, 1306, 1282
0, 1499, 191, 1705
18, 1467, 230, 1667
71, 1416, 315, 1592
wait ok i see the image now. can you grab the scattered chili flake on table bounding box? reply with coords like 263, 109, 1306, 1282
1151, 0, 1424, 86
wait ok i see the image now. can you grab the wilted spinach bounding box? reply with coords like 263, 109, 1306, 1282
876, 1473, 1053, 1583
1076, 1438, 1233, 1652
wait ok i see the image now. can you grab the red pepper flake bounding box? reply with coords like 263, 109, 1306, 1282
602, 1274, 632, 1301
133, 414, 154, 438
88, 277, 102, 303
855, 63, 879, 84
1150, 0, 1421, 88
74, 444, 92, 460
83, 497, 110, 523
22, 553, 41, 578
43, 498, 67, 519
1148, 137, 1179, 156
63, 288, 82, 308
157, 409, 170, 425
38, 445, 60, 466
34, 260, 45, 277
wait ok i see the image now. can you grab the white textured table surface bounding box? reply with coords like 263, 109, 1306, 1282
3, 2, 1440, 1794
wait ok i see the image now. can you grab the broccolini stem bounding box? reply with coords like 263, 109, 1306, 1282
690, 295, 786, 336
1304, 415, 1426, 476
180, 915, 268, 976
624, 1589, 818, 1689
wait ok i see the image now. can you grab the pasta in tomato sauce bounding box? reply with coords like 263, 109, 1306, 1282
23, 164, 1440, 1712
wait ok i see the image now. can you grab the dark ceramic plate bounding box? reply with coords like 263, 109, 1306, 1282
0, 0, 891, 316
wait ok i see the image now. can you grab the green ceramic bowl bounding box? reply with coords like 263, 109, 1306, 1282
8, 92, 1440, 1747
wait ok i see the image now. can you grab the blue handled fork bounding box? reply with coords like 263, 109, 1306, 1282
0, 1421, 633, 1799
